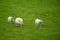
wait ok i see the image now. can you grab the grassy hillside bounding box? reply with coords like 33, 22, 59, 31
0, 0, 60, 40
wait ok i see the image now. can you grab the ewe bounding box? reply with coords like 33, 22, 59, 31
35, 19, 43, 26
8, 16, 14, 23
15, 17, 23, 26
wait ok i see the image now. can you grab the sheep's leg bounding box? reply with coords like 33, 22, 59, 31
20, 24, 23, 27
16, 24, 19, 27
16, 24, 22, 27
36, 24, 41, 27
36, 24, 39, 27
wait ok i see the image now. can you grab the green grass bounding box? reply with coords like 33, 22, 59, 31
0, 0, 60, 40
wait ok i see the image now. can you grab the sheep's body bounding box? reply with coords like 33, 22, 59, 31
15, 17, 23, 25
8, 16, 14, 23
35, 19, 43, 26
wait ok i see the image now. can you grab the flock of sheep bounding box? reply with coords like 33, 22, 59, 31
8, 16, 43, 26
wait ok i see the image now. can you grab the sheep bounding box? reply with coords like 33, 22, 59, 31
35, 19, 43, 26
15, 17, 23, 27
8, 16, 14, 23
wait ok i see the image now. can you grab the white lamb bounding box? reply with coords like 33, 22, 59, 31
15, 17, 23, 26
8, 16, 14, 23
35, 19, 43, 26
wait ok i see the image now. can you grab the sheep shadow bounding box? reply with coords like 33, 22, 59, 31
16, 24, 23, 28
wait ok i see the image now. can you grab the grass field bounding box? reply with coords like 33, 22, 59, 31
0, 0, 60, 40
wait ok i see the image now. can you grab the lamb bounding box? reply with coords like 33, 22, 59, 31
35, 19, 43, 26
8, 16, 14, 23
15, 17, 23, 26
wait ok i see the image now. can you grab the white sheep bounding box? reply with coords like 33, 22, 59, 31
15, 17, 23, 26
35, 19, 43, 26
8, 16, 14, 23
